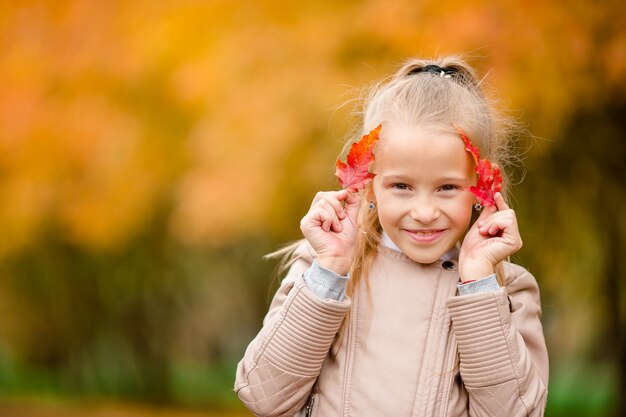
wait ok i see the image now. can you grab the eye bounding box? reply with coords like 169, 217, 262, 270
392, 183, 410, 191
439, 184, 459, 192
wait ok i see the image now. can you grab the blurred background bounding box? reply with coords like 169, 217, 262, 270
0, 0, 624, 416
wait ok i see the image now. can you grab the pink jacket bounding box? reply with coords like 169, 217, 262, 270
235, 245, 549, 416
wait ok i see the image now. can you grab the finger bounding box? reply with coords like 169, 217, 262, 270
480, 213, 518, 237
312, 190, 346, 205
479, 208, 515, 223
343, 190, 362, 218
327, 191, 349, 219
332, 217, 343, 233
344, 190, 361, 208
305, 202, 330, 231
494, 192, 510, 211
478, 220, 505, 237
327, 206, 344, 233
336, 188, 350, 201
311, 191, 327, 205
317, 198, 346, 223
478, 223, 501, 237
475, 203, 497, 227
321, 216, 333, 232
487, 222, 504, 236
316, 190, 350, 219
318, 206, 339, 232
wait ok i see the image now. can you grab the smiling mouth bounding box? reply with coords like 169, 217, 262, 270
403, 229, 445, 243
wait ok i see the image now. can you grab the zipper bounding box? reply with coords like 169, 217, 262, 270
305, 394, 315, 417
412, 268, 457, 417
438, 332, 458, 416
437, 271, 462, 416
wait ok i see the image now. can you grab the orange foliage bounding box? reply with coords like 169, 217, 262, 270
335, 124, 380, 192
0, 0, 624, 254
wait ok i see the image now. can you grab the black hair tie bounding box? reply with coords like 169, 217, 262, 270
409, 64, 457, 78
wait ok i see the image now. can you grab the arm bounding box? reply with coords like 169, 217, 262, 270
234, 253, 351, 417
455, 192, 548, 415
447, 264, 548, 416
235, 189, 359, 416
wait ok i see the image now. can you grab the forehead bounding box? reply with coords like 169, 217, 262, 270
376, 123, 471, 173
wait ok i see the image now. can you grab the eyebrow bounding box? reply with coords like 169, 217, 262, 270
439, 176, 472, 182
380, 174, 470, 182
379, 174, 411, 182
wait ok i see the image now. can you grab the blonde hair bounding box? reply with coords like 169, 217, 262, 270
270, 55, 518, 318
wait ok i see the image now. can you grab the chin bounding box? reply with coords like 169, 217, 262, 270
403, 249, 446, 265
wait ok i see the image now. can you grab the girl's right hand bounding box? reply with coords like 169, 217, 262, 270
300, 189, 361, 276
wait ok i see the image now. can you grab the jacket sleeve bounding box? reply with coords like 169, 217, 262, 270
234, 251, 351, 417
446, 263, 549, 417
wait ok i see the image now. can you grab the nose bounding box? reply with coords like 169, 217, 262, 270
410, 195, 440, 224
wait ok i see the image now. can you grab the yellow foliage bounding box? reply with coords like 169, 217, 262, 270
0, 0, 624, 255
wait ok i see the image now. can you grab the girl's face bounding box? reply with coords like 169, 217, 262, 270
371, 122, 476, 264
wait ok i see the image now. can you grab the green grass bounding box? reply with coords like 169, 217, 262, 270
0, 357, 243, 410
0, 355, 620, 416
546, 361, 617, 416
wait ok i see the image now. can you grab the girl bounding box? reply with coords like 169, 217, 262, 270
235, 56, 549, 417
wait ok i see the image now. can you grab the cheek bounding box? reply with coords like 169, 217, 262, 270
455, 203, 474, 226
374, 196, 404, 230
441, 196, 473, 223
375, 202, 395, 226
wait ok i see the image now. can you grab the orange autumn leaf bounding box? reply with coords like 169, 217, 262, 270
335, 124, 381, 192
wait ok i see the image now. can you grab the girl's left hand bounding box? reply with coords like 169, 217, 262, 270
459, 192, 523, 282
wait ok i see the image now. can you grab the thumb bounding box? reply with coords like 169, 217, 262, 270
344, 191, 362, 217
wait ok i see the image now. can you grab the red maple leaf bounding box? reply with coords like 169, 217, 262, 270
335, 124, 381, 192
469, 160, 502, 206
455, 127, 480, 166
454, 125, 502, 206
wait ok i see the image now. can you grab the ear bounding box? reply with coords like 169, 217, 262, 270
364, 183, 376, 204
